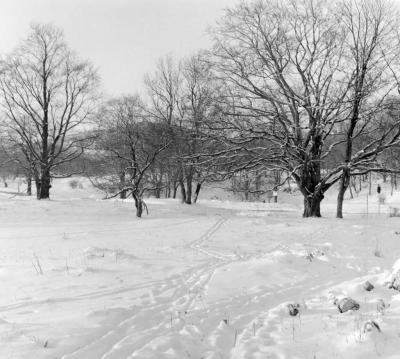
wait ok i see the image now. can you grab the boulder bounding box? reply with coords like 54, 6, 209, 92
363, 281, 374, 292
335, 297, 360, 313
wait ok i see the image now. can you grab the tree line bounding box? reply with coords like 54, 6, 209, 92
1, 0, 400, 218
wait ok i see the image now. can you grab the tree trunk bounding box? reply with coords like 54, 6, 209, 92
303, 194, 323, 217
336, 170, 350, 218
298, 154, 325, 217
35, 176, 41, 199
185, 175, 193, 204
26, 176, 32, 196
133, 193, 143, 218
193, 182, 202, 204
391, 174, 394, 196
179, 177, 186, 203
368, 173, 372, 195
120, 172, 127, 199
173, 181, 178, 199
38, 168, 51, 199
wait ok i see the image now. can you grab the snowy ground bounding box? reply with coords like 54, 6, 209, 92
1, 179, 400, 358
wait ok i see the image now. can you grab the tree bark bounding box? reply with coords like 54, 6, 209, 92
38, 168, 51, 199
336, 169, 350, 218
179, 177, 186, 203
185, 174, 193, 204
35, 176, 41, 199
303, 194, 323, 217
297, 153, 325, 218
368, 173, 372, 195
173, 181, 178, 199
133, 193, 143, 218
391, 174, 394, 196
193, 182, 202, 204
119, 172, 127, 199
26, 176, 32, 196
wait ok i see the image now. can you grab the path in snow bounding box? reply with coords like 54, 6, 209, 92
2, 184, 400, 358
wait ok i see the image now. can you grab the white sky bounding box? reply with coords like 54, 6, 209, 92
0, 0, 235, 96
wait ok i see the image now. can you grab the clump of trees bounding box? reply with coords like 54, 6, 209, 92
89, 95, 168, 217
1, 0, 400, 219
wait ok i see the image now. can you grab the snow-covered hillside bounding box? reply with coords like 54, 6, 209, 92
1, 179, 400, 358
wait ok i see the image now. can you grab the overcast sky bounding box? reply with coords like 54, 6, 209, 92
0, 0, 234, 96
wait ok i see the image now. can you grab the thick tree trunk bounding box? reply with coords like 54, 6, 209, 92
303, 194, 323, 217
26, 176, 32, 196
298, 153, 325, 218
193, 182, 202, 204
38, 168, 51, 199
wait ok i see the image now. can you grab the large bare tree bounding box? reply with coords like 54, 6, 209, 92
0, 24, 99, 199
210, 0, 400, 217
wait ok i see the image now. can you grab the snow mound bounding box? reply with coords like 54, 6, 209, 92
83, 247, 138, 261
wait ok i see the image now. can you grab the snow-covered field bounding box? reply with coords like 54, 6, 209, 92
1, 179, 400, 358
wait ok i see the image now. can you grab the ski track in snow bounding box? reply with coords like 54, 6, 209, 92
59, 216, 232, 358
2, 181, 400, 359
59, 217, 365, 359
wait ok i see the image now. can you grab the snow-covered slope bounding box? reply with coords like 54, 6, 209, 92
0, 178, 400, 358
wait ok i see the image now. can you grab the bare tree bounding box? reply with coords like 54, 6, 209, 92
210, 0, 400, 217
145, 54, 221, 204
335, 0, 400, 218
92, 95, 168, 217
179, 52, 219, 203
0, 23, 100, 199
144, 56, 184, 200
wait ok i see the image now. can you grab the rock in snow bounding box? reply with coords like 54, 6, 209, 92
335, 297, 360, 313
363, 281, 374, 291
